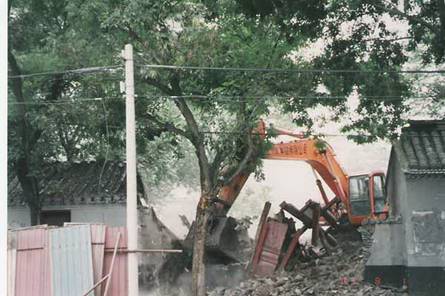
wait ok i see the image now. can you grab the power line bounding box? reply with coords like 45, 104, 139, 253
135, 94, 431, 102
7, 75, 122, 85
8, 63, 445, 80
140, 64, 445, 75
8, 93, 438, 106
81, 125, 443, 139
8, 65, 122, 79
7, 98, 441, 139
155, 130, 445, 139
7, 97, 108, 105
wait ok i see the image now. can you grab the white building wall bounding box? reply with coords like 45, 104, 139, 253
69, 205, 126, 226
8, 207, 31, 228
8, 205, 127, 228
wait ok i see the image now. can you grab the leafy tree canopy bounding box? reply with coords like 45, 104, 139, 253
232, 0, 445, 141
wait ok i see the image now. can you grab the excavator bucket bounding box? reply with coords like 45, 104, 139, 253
183, 216, 251, 263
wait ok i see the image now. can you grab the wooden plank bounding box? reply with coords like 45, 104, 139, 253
253, 220, 288, 276
315, 179, 330, 205
280, 201, 312, 226
250, 219, 270, 274
82, 275, 110, 296
278, 226, 307, 271
248, 202, 271, 271
104, 249, 183, 253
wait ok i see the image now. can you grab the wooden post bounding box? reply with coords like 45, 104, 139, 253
311, 203, 321, 246
82, 275, 110, 296
278, 226, 307, 271
312, 168, 330, 206
103, 232, 121, 296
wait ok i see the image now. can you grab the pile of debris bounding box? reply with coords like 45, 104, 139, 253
209, 233, 408, 296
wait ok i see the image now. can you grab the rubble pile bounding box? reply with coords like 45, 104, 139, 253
209, 229, 408, 296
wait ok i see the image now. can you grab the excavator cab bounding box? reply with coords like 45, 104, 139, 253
348, 172, 387, 222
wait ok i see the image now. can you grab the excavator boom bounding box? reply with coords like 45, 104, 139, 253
218, 122, 349, 211
216, 121, 387, 225
266, 139, 348, 205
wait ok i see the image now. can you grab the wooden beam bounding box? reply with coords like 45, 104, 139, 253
104, 249, 183, 253
278, 226, 307, 271
311, 203, 321, 246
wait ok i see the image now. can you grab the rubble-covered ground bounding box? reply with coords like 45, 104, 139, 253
209, 229, 408, 296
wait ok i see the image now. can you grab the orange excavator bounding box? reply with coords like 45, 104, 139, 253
217, 120, 388, 226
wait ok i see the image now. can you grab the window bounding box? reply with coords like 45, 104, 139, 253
40, 210, 71, 226
350, 175, 369, 201
373, 175, 386, 213
349, 175, 371, 216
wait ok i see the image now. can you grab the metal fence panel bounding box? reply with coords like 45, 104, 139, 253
90, 224, 106, 295
7, 231, 17, 296
65, 223, 107, 295
50, 225, 94, 296
103, 227, 128, 296
15, 226, 51, 296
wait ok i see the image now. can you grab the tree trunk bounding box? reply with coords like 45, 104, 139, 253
29, 203, 41, 226
191, 194, 211, 296
16, 158, 41, 225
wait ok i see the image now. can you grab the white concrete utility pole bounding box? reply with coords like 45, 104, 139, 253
123, 43, 139, 295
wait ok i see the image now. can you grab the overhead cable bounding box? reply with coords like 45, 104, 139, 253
135, 94, 432, 102
8, 97, 106, 105
8, 94, 438, 106
8, 65, 122, 79
8, 63, 445, 79
140, 64, 445, 74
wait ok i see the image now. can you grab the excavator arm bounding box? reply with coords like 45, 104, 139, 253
266, 138, 348, 205
217, 122, 350, 213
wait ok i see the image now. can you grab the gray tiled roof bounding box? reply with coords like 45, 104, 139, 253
8, 161, 146, 206
396, 121, 445, 175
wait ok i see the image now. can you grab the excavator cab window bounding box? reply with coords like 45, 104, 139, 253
372, 175, 386, 214
349, 175, 371, 216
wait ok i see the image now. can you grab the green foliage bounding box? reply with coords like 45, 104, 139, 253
74, 0, 324, 192
7, 0, 190, 192
234, 0, 445, 140
314, 138, 328, 153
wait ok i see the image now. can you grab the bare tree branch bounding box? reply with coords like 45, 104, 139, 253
145, 113, 190, 139
142, 76, 174, 95
170, 74, 212, 191
361, 36, 414, 42
223, 131, 254, 185
210, 147, 226, 186
222, 102, 261, 185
